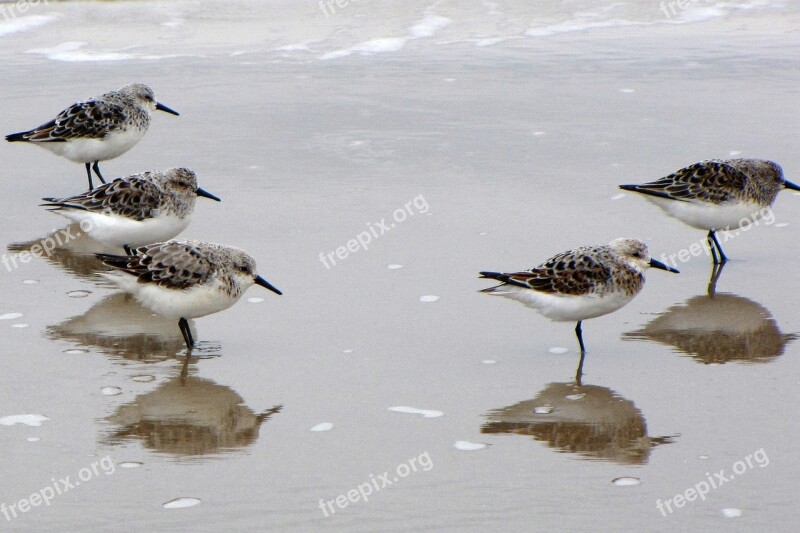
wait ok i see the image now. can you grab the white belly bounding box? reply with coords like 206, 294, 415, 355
56, 211, 189, 248
102, 273, 240, 319
644, 196, 766, 231
39, 127, 146, 163
489, 285, 636, 322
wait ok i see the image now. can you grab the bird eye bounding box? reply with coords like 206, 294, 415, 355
239, 264, 251, 274
632, 252, 642, 258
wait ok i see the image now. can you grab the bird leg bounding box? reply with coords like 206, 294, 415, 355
178, 317, 194, 350
92, 161, 107, 185
123, 245, 134, 256
574, 321, 586, 354
574, 321, 586, 384
85, 162, 94, 191
707, 230, 728, 264
178, 317, 194, 382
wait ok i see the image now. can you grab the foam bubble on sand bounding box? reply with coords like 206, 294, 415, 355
310, 422, 333, 432
455, 441, 487, 451
163, 497, 201, 509
0, 313, 23, 320
612, 477, 640, 486
420, 295, 440, 303
0, 414, 49, 426
0, 15, 58, 38
388, 406, 444, 418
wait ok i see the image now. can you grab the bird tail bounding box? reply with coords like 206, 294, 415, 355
6, 131, 30, 142
96, 253, 132, 269
479, 271, 516, 293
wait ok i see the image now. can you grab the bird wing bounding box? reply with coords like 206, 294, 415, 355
97, 241, 215, 290
481, 248, 613, 296
620, 160, 749, 203
18, 98, 129, 141
41, 175, 162, 221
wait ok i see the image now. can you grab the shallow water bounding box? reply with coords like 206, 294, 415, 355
0, 1, 799, 531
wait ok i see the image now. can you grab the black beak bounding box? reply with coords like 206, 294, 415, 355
784, 179, 800, 191
196, 187, 221, 201
649, 258, 679, 274
156, 102, 180, 116
255, 275, 282, 295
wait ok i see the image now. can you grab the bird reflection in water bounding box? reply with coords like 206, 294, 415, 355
624, 264, 796, 364
482, 382, 675, 465
47, 293, 204, 362
8, 224, 120, 282
103, 375, 282, 458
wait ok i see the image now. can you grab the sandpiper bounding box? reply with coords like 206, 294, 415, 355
620, 159, 799, 264
479, 238, 678, 355
41, 168, 220, 251
6, 83, 179, 190
97, 240, 282, 350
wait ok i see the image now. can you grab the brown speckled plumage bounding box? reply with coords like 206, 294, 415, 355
41, 168, 201, 221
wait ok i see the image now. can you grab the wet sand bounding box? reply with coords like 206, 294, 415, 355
0, 1, 799, 531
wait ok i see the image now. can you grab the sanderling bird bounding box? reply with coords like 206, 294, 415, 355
620, 159, 800, 264
6, 83, 179, 190
479, 238, 678, 357
40, 168, 220, 251
97, 240, 282, 350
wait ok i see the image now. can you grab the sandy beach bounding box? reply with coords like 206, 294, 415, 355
0, 0, 799, 530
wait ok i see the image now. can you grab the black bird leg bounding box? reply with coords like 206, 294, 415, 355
123, 245, 134, 256
575, 321, 586, 353
707, 230, 728, 264
85, 162, 94, 191
178, 317, 194, 382
178, 317, 194, 350
92, 161, 106, 185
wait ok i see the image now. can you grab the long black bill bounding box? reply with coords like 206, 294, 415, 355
783, 179, 800, 191
649, 258, 679, 274
196, 188, 221, 201
255, 275, 282, 295
155, 102, 180, 116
